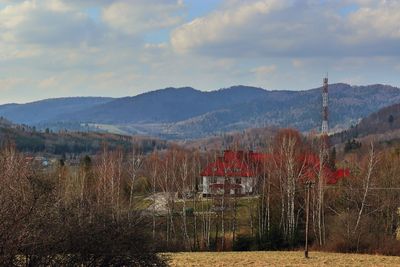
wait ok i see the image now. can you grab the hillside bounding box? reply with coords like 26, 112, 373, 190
331, 101, 400, 145
179, 126, 279, 151
0, 123, 167, 155
1, 84, 400, 139
356, 102, 400, 135
55, 86, 268, 124
0, 97, 114, 125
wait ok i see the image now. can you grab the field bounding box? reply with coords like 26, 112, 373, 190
166, 251, 400, 266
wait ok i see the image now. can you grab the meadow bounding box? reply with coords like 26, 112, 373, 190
167, 251, 400, 267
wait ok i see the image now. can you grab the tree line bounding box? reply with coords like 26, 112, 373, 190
1, 128, 400, 265
141, 129, 400, 254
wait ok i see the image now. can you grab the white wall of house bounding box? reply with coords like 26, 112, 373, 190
243, 177, 255, 193
202, 176, 255, 195
202, 176, 210, 195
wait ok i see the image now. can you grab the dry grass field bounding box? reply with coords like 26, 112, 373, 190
166, 251, 400, 266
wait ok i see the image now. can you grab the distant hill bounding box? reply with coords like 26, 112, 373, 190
357, 103, 400, 135
0, 97, 114, 125
180, 126, 279, 151
331, 101, 400, 145
0, 122, 167, 155
55, 86, 268, 124
1, 84, 400, 139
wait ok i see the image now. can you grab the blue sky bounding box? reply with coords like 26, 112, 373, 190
0, 0, 399, 104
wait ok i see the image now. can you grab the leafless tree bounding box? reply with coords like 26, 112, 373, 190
354, 142, 378, 234
128, 139, 143, 214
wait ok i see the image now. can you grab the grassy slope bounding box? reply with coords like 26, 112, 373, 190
167, 251, 400, 266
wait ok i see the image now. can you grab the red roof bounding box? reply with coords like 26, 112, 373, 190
200, 150, 269, 177
300, 153, 350, 184
201, 150, 350, 185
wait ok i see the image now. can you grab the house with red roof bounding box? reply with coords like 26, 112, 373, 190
200, 150, 267, 197
200, 150, 349, 197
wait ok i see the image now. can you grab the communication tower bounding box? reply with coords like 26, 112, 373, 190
321, 77, 328, 136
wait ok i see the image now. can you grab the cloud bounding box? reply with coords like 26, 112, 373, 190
345, 2, 400, 42
38, 76, 59, 89
0, 1, 35, 30
0, 77, 28, 92
171, 0, 288, 54
0, 0, 399, 104
0, 1, 102, 48
292, 59, 304, 68
251, 65, 277, 75
171, 0, 400, 58
102, 0, 184, 35
43, 0, 71, 12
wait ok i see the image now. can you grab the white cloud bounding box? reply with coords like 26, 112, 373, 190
292, 59, 304, 68
144, 43, 168, 49
251, 65, 277, 75
0, 1, 35, 29
0, 77, 29, 92
0, 1, 102, 48
44, 0, 71, 12
171, 0, 400, 58
38, 76, 58, 89
171, 0, 288, 54
102, 0, 184, 35
345, 2, 400, 42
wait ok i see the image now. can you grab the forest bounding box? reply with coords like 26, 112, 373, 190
1, 128, 400, 265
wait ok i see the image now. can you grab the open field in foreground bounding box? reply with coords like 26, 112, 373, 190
166, 251, 400, 267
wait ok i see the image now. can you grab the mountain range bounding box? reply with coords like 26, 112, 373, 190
0, 97, 113, 125
1, 83, 400, 139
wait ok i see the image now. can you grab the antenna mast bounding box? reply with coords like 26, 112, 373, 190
321, 76, 329, 136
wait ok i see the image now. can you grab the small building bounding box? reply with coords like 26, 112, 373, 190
200, 150, 268, 197
200, 150, 349, 197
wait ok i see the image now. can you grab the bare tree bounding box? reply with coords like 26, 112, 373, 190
354, 142, 377, 234
148, 151, 160, 240
176, 149, 191, 250
272, 129, 306, 243
316, 142, 327, 246
0, 143, 35, 264
129, 139, 143, 213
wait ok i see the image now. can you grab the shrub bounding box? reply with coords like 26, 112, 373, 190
233, 235, 257, 251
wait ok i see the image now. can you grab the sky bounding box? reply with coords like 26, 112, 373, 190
0, 0, 400, 104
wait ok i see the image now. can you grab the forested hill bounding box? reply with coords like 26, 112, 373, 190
356, 102, 400, 135
1, 84, 400, 139
331, 101, 400, 145
0, 123, 167, 155
0, 97, 114, 125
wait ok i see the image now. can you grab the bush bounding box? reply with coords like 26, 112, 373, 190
233, 235, 257, 251
17, 208, 167, 266
132, 176, 151, 194
0, 142, 166, 266
257, 226, 299, 251
184, 207, 194, 216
